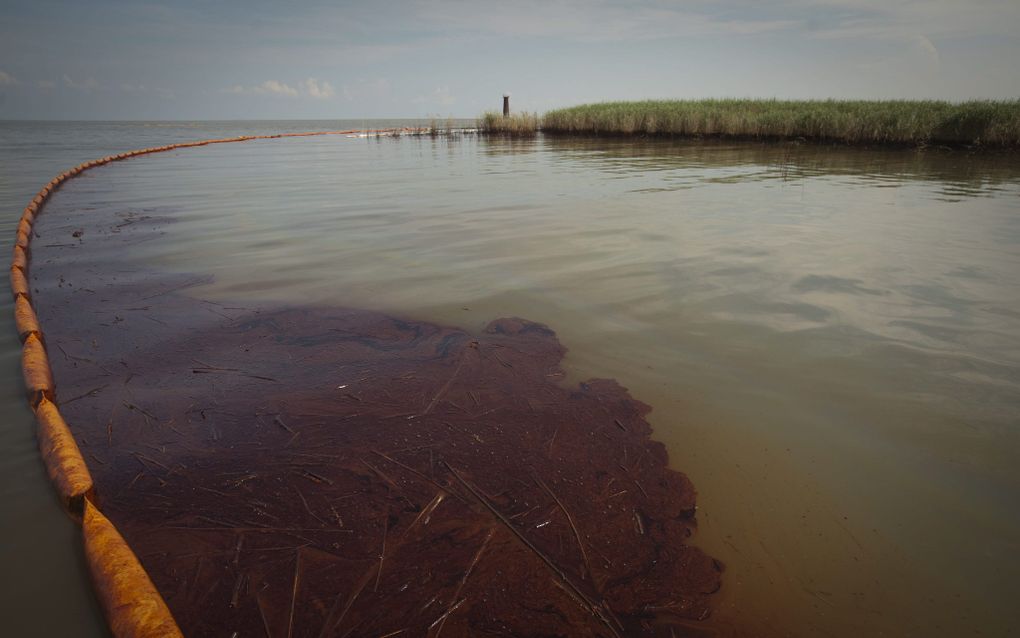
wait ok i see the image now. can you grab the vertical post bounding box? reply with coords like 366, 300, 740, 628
503, 94, 510, 118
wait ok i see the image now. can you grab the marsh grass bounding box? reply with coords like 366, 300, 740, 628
478, 111, 540, 137
540, 100, 1020, 146
426, 116, 456, 137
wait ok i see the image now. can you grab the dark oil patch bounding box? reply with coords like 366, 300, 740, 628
30, 192, 723, 637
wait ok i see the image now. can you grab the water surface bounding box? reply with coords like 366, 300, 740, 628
3, 123, 1019, 636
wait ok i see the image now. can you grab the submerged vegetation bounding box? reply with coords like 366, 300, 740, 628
428, 116, 459, 137
515, 100, 1020, 146
478, 111, 540, 137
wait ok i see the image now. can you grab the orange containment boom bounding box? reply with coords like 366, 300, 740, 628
7, 128, 403, 638
22, 332, 55, 406
14, 294, 40, 342
83, 500, 185, 638
10, 264, 31, 299
35, 398, 95, 516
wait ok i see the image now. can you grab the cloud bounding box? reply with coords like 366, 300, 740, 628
219, 80, 297, 96
254, 79, 298, 96
0, 70, 17, 86
63, 74, 100, 90
37, 79, 57, 89
222, 78, 334, 98
913, 34, 941, 68
300, 78, 335, 99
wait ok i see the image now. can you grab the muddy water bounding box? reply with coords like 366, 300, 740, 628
4, 124, 1020, 636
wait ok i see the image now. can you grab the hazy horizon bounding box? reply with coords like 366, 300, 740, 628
2, 1, 1019, 120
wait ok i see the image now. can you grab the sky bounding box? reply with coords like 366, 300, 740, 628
1, 0, 1018, 120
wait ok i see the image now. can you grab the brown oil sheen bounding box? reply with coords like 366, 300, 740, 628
31, 205, 722, 636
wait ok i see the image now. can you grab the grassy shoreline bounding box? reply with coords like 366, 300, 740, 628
482, 100, 1020, 147
477, 111, 541, 137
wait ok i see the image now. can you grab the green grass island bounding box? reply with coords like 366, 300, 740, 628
479, 99, 1020, 147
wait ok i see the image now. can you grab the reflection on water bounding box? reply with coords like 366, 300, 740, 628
8, 126, 1020, 637
541, 137, 1020, 199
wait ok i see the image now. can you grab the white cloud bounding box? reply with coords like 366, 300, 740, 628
301, 78, 335, 99
222, 78, 334, 98
254, 79, 298, 96
63, 74, 100, 90
219, 81, 296, 96
0, 70, 17, 86
913, 34, 941, 69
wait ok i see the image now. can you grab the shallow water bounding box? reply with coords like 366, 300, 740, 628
0, 119, 460, 637
4, 123, 1020, 636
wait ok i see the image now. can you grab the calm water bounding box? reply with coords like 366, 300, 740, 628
2, 122, 1019, 636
